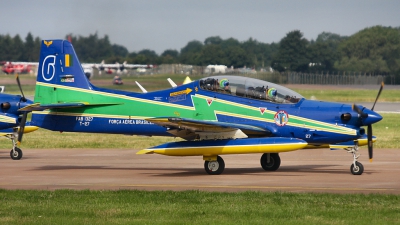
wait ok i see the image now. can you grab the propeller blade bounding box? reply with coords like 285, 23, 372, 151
352, 104, 367, 118
367, 124, 373, 162
371, 82, 384, 111
15, 74, 27, 102
17, 112, 28, 146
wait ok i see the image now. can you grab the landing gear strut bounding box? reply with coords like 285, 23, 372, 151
260, 153, 281, 171
204, 156, 225, 175
347, 143, 364, 175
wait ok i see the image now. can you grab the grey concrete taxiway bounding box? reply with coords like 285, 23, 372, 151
1, 148, 399, 194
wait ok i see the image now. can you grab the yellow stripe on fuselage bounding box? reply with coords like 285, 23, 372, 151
0, 115, 17, 124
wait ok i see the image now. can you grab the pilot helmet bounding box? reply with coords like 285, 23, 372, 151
219, 78, 229, 88
268, 88, 277, 97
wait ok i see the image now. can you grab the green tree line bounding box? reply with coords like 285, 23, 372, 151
1, 26, 399, 78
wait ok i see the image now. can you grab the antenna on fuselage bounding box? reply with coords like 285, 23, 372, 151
182, 76, 192, 84
135, 81, 148, 93
167, 78, 177, 88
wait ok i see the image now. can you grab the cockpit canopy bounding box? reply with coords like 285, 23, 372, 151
199, 75, 303, 104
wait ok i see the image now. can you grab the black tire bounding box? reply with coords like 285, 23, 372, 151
204, 156, 225, 175
260, 153, 281, 171
350, 161, 364, 175
10, 147, 23, 160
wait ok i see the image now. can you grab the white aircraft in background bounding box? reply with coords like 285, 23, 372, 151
92, 60, 153, 75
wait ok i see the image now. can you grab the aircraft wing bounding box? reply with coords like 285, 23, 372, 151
146, 117, 271, 140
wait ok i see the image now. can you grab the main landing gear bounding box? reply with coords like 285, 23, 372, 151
347, 144, 364, 175
260, 153, 281, 171
203, 153, 282, 175
204, 156, 225, 175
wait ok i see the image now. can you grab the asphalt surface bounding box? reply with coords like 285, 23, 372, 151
1, 148, 399, 194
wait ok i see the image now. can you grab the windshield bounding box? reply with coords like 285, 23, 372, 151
199, 75, 303, 104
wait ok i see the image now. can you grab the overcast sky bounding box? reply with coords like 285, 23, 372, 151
2, 0, 399, 54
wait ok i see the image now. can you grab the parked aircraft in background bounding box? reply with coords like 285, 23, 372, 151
0, 61, 37, 74
1, 75, 39, 159
204, 65, 227, 74
19, 40, 383, 175
81, 64, 94, 80
92, 60, 153, 75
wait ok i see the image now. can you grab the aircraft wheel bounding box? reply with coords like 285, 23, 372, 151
350, 161, 364, 175
260, 153, 281, 171
10, 147, 23, 160
204, 156, 225, 175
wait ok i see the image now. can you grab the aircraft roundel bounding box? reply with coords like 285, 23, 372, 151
274, 110, 289, 126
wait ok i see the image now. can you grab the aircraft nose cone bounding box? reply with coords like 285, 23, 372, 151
363, 109, 383, 125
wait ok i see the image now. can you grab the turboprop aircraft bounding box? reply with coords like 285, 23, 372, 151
19, 40, 383, 175
1, 76, 39, 159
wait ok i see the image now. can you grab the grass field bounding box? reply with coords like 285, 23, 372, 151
0, 190, 399, 224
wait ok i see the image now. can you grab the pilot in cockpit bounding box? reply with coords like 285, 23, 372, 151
219, 79, 231, 93
267, 87, 284, 102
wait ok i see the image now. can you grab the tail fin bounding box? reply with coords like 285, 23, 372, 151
35, 40, 92, 103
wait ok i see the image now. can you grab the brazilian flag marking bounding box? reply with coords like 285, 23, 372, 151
65, 54, 73, 67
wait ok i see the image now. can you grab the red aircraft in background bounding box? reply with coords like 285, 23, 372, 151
0, 61, 38, 74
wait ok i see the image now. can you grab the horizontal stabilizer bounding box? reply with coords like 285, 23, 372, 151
137, 137, 307, 156
19, 102, 122, 111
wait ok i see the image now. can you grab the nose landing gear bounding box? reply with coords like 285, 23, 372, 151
347, 143, 364, 175
4, 132, 23, 160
